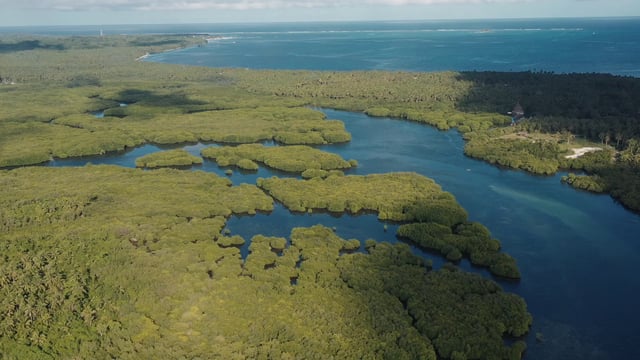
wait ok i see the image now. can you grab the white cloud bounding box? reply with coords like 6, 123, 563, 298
1, 0, 531, 11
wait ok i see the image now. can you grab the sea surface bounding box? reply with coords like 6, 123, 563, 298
11, 17, 640, 359
140, 17, 640, 77
2, 18, 640, 76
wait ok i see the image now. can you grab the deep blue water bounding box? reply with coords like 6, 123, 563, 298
141, 18, 640, 77
19, 18, 640, 359
2, 18, 639, 76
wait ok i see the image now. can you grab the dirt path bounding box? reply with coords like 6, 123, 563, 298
565, 147, 602, 159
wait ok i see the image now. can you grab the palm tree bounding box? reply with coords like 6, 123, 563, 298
615, 131, 625, 149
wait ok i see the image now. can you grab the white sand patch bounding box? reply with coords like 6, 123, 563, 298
565, 147, 602, 159
135, 53, 150, 61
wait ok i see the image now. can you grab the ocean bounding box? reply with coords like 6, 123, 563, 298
2, 18, 640, 76
144, 17, 640, 77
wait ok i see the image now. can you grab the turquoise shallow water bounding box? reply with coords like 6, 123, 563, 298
28, 17, 640, 359
4, 18, 638, 76
143, 18, 640, 77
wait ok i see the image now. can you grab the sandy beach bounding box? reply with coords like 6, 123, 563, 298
565, 147, 602, 159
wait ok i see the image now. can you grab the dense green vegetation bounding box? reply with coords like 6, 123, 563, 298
463, 129, 565, 175
135, 149, 203, 168
258, 172, 467, 222
2, 33, 639, 208
258, 172, 518, 278
201, 143, 355, 173
0, 34, 210, 84
397, 223, 520, 279
560, 140, 640, 210
0, 97, 351, 167
1, 166, 531, 359
227, 68, 640, 211
0, 36, 348, 168
230, 69, 640, 140
228, 69, 511, 131
338, 242, 530, 359
560, 173, 608, 193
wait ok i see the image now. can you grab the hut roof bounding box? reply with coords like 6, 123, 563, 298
513, 102, 524, 115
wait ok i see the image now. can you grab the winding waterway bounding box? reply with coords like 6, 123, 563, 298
47, 108, 640, 359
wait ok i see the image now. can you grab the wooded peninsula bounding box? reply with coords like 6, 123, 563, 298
1, 33, 638, 359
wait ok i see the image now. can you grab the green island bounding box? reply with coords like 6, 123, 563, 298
258, 172, 467, 222
1, 32, 638, 358
258, 173, 519, 278
135, 149, 203, 168
201, 143, 355, 173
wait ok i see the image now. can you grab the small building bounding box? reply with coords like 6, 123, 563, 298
509, 102, 525, 125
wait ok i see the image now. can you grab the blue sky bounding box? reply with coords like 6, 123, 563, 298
1, 0, 639, 26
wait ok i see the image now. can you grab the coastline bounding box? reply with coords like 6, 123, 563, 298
135, 34, 213, 62
135, 52, 150, 61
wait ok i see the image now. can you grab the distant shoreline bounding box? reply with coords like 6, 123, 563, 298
136, 35, 216, 62
135, 52, 150, 61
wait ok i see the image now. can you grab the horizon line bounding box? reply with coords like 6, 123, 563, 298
1, 15, 639, 29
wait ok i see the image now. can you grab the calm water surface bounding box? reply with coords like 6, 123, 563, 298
144, 18, 640, 77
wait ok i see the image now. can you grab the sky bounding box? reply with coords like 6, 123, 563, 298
0, 0, 639, 26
